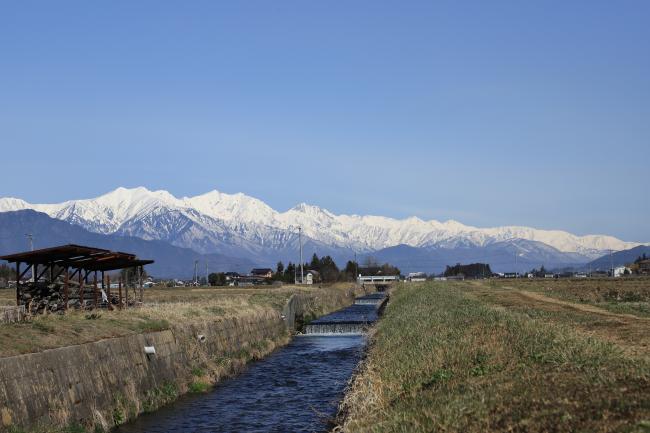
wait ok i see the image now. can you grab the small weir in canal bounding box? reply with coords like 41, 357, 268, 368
115, 292, 387, 433
303, 293, 387, 335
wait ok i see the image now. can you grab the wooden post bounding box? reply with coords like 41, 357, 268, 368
106, 274, 111, 310
15, 262, 20, 307
132, 267, 138, 303
93, 272, 98, 309
118, 276, 123, 310
138, 266, 143, 303
124, 274, 128, 308
100, 270, 105, 308
79, 271, 84, 309
64, 268, 69, 311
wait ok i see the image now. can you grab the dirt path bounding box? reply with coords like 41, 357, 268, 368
514, 289, 650, 321
469, 285, 650, 357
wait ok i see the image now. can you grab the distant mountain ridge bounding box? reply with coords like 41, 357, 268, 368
367, 239, 589, 275
0, 210, 255, 279
0, 187, 645, 274
586, 245, 650, 271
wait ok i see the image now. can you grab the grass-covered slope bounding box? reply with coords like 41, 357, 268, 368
0, 284, 353, 357
336, 282, 650, 432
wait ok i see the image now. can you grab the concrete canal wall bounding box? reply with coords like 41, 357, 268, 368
0, 287, 364, 432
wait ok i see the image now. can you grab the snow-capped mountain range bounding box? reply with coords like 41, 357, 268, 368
0, 187, 644, 271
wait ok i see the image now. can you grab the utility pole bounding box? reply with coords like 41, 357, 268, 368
299, 226, 304, 284
193, 260, 199, 286
354, 252, 359, 282
610, 249, 614, 277
206, 261, 209, 286
25, 234, 34, 282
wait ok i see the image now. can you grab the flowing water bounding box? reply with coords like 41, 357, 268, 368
303, 302, 381, 335
115, 293, 386, 433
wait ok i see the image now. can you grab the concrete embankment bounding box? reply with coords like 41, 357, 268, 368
0, 286, 366, 432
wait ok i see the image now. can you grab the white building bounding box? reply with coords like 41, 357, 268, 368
613, 266, 631, 277
407, 272, 427, 282
301, 270, 320, 285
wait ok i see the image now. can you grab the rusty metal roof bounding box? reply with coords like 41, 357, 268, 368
0, 244, 154, 271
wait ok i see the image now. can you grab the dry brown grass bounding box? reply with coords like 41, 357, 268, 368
0, 289, 14, 306
466, 281, 650, 357
336, 281, 650, 432
491, 277, 650, 317
0, 284, 354, 358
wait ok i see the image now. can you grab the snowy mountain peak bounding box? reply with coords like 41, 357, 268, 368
185, 189, 276, 223
0, 197, 30, 212
288, 203, 330, 215
404, 216, 425, 224
0, 186, 644, 260
99, 186, 178, 203
283, 203, 337, 230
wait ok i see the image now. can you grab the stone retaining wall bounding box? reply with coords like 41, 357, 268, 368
0, 287, 363, 432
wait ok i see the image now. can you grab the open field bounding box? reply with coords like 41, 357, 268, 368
337, 280, 650, 432
493, 277, 650, 318
0, 284, 354, 358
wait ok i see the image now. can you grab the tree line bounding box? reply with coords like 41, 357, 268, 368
526, 266, 550, 277
285, 254, 401, 283
273, 254, 359, 283
205, 254, 401, 286
443, 263, 492, 279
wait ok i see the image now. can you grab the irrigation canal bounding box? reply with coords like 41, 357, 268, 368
115, 293, 387, 433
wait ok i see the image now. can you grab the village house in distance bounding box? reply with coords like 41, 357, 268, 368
250, 268, 273, 279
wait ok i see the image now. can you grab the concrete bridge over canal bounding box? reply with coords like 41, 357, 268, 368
357, 275, 399, 291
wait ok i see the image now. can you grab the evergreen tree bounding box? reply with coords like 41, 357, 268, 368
443, 263, 491, 279
318, 255, 340, 282
208, 272, 226, 286
283, 262, 296, 283
274, 262, 285, 280
310, 253, 320, 271
342, 261, 358, 281
540, 265, 547, 275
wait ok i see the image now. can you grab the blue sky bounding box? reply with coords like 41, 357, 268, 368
0, 1, 648, 241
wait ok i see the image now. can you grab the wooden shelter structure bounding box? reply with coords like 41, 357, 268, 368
0, 244, 154, 311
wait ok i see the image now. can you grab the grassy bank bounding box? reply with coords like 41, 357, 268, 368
336, 281, 650, 432
0, 284, 354, 357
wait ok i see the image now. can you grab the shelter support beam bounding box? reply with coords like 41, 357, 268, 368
16, 262, 20, 306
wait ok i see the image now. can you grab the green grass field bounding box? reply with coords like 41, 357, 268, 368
337, 280, 650, 432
